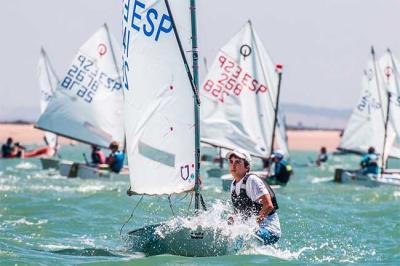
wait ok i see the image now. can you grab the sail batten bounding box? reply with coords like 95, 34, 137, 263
37, 25, 124, 149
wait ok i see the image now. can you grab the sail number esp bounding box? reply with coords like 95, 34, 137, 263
122, 0, 173, 90
203, 54, 268, 103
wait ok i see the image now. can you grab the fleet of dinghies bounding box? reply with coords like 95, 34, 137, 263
199, 21, 290, 189
335, 47, 400, 186
3, 0, 400, 259
36, 24, 125, 179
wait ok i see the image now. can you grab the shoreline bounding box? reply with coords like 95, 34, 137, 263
0, 123, 341, 152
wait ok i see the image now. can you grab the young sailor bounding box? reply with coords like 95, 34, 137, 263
268, 150, 293, 185
1, 137, 14, 158
360, 146, 379, 175
106, 141, 124, 173
227, 148, 281, 245
91, 145, 106, 165
316, 146, 328, 166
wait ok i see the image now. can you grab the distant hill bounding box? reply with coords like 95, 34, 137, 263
0, 106, 38, 123
281, 103, 352, 130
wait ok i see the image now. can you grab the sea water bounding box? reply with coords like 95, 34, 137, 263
0, 144, 399, 265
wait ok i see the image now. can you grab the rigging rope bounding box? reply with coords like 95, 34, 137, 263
168, 195, 176, 216
119, 195, 144, 236
187, 192, 194, 215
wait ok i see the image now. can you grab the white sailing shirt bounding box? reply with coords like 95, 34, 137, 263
231, 174, 281, 236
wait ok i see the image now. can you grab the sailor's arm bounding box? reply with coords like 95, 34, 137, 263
256, 193, 274, 223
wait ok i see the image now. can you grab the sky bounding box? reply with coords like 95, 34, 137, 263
1, 0, 400, 121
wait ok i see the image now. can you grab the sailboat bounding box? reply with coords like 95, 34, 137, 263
334, 47, 400, 185
122, 0, 231, 256
199, 21, 289, 189
36, 24, 125, 179
37, 48, 61, 169
374, 49, 400, 186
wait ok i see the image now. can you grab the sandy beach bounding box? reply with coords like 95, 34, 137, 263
0, 124, 77, 146
0, 123, 341, 152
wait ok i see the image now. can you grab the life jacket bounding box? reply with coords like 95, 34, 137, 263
361, 154, 378, 169
319, 153, 328, 162
231, 174, 278, 219
95, 149, 106, 164
109, 151, 124, 173
366, 154, 378, 168
275, 160, 293, 184
1, 144, 13, 158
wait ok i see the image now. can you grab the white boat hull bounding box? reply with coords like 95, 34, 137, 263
128, 223, 229, 257
59, 161, 79, 178
59, 161, 115, 179
374, 172, 400, 186
333, 168, 400, 187
77, 164, 110, 179
40, 157, 59, 170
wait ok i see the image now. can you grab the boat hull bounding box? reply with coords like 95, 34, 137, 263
59, 161, 112, 179
40, 157, 59, 170
332, 168, 400, 187
127, 223, 229, 257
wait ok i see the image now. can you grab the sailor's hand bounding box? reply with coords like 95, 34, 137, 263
256, 216, 264, 223
227, 216, 234, 225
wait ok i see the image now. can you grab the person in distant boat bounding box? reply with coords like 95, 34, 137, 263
91, 145, 106, 165
268, 150, 293, 185
360, 146, 379, 175
1, 137, 14, 158
227, 148, 281, 245
106, 141, 124, 173
316, 146, 328, 166
12, 142, 26, 158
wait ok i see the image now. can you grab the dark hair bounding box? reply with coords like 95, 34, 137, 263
229, 154, 250, 172
244, 160, 250, 172
368, 146, 375, 154
109, 141, 119, 150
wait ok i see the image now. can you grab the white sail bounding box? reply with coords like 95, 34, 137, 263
123, 0, 196, 195
37, 25, 124, 148
379, 51, 400, 135
339, 57, 397, 163
275, 112, 290, 158
200, 21, 284, 158
37, 48, 59, 149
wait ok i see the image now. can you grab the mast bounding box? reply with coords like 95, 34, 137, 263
269, 64, 283, 156
190, 0, 201, 211
382, 91, 391, 170
104, 23, 126, 153
371, 46, 389, 169
164, 0, 201, 208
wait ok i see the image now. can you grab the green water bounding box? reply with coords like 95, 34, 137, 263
1, 145, 399, 265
